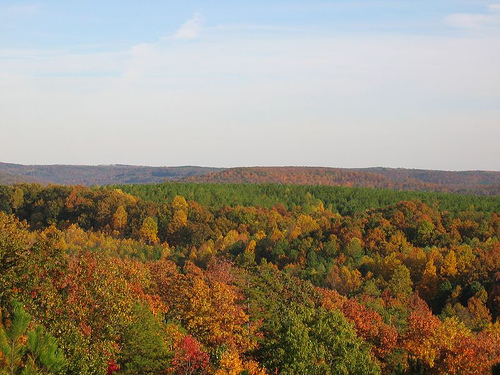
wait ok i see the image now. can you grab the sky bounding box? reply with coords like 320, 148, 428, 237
1, 1, 499, 170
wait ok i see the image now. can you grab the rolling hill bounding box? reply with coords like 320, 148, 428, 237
0, 170, 44, 185
0, 162, 222, 186
182, 166, 500, 195
1, 162, 499, 195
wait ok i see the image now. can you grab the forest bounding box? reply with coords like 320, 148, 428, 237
182, 167, 500, 196
0, 182, 499, 374
0, 162, 222, 186
2, 163, 500, 196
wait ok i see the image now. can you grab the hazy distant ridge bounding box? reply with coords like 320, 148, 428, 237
1, 163, 499, 195
0, 162, 223, 186
183, 166, 500, 196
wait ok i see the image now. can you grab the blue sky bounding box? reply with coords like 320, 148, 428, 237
1, 1, 499, 170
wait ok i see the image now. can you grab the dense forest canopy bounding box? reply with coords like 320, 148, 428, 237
0, 182, 499, 374
114, 182, 500, 216
183, 167, 500, 195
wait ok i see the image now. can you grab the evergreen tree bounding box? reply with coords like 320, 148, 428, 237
0, 301, 30, 375
258, 302, 380, 374
0, 301, 65, 375
118, 304, 170, 374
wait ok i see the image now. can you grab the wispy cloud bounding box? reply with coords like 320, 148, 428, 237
123, 12, 205, 78
445, 4, 500, 30
172, 12, 204, 40
445, 13, 500, 29
3, 3, 39, 17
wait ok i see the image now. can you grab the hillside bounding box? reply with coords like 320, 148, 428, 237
183, 166, 500, 195
362, 167, 500, 194
0, 170, 44, 185
2, 163, 500, 195
0, 162, 223, 186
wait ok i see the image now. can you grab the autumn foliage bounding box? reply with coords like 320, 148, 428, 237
1, 182, 500, 374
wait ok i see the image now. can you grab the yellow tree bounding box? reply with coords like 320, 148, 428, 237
111, 205, 128, 233
171, 195, 188, 213
167, 196, 189, 242
168, 210, 187, 234
139, 217, 159, 245
325, 265, 362, 295
418, 259, 438, 301
164, 262, 253, 353
440, 250, 458, 278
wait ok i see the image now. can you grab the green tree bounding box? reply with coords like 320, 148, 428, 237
22, 325, 66, 374
258, 302, 380, 374
0, 301, 30, 375
346, 237, 364, 264
118, 304, 170, 374
0, 301, 65, 375
0, 213, 31, 305
10, 188, 24, 212
389, 264, 413, 300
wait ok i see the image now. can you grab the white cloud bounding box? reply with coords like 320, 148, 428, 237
3, 4, 39, 17
172, 12, 204, 40
445, 4, 500, 30
122, 12, 205, 78
445, 13, 500, 29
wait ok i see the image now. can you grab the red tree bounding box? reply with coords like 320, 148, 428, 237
172, 335, 209, 375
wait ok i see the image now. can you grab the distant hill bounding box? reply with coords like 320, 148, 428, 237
360, 167, 500, 194
1, 163, 499, 195
0, 162, 223, 186
182, 166, 500, 196
0, 170, 44, 185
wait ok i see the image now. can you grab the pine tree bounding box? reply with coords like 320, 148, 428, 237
118, 304, 170, 374
24, 325, 65, 374
0, 301, 30, 375
0, 301, 65, 375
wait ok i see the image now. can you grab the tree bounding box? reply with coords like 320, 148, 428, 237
118, 304, 170, 374
23, 325, 66, 374
166, 262, 251, 352
0, 213, 31, 305
389, 264, 413, 300
10, 188, 24, 212
258, 302, 380, 374
325, 265, 362, 295
441, 250, 458, 278
0, 301, 30, 374
403, 296, 441, 371
139, 217, 159, 245
171, 335, 209, 375
346, 237, 365, 264
0, 301, 65, 375
171, 195, 188, 213
419, 259, 439, 301
111, 205, 128, 233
